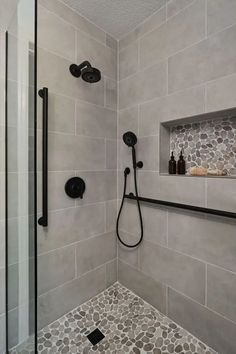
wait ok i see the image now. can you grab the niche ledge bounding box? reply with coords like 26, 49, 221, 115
159, 107, 236, 178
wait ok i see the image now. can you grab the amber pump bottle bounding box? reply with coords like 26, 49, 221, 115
169, 152, 176, 174
177, 150, 186, 175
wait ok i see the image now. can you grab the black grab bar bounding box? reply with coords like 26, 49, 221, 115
125, 193, 236, 219
38, 87, 48, 227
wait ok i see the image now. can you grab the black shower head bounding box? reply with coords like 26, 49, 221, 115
69, 61, 101, 83
123, 131, 137, 147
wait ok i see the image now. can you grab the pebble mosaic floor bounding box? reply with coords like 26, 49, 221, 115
36, 282, 217, 354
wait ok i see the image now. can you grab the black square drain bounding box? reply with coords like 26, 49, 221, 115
87, 328, 105, 346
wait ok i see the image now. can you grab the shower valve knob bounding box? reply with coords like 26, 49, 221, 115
65, 177, 86, 199
136, 161, 143, 169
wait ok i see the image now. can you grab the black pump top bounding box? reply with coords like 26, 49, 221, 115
170, 151, 175, 160
179, 150, 184, 159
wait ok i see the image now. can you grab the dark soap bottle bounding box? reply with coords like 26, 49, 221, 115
177, 150, 186, 175
169, 152, 176, 174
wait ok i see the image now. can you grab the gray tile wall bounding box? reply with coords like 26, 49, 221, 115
37, 0, 118, 330
117, 1, 236, 353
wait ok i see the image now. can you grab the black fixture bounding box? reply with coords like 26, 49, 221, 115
87, 328, 105, 346
69, 61, 101, 83
125, 194, 236, 219
65, 177, 86, 199
38, 87, 48, 227
169, 151, 176, 174
116, 131, 144, 248
177, 150, 186, 175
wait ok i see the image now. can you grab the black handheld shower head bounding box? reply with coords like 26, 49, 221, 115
70, 61, 101, 83
123, 131, 137, 147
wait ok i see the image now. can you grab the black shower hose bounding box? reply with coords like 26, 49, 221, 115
116, 167, 143, 248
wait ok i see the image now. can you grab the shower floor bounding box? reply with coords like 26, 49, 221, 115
37, 282, 216, 354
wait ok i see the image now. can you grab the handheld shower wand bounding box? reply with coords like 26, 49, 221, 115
116, 132, 144, 248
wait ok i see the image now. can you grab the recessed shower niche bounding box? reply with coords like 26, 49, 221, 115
160, 107, 236, 178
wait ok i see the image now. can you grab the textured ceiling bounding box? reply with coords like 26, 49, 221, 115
61, 0, 167, 39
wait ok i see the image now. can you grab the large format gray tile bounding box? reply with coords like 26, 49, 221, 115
106, 259, 117, 287
76, 101, 117, 139
119, 61, 167, 110
118, 231, 140, 268
140, 0, 205, 67
168, 287, 236, 354
168, 24, 236, 93
206, 177, 236, 213
76, 29, 117, 81
38, 245, 76, 295
38, 92, 76, 134
106, 139, 117, 170
139, 85, 205, 136
38, 5, 76, 61
106, 200, 117, 233
75, 171, 117, 205
76, 232, 116, 277
168, 211, 236, 272
119, 42, 138, 80
207, 264, 236, 323
167, 0, 195, 19
38, 204, 105, 254
38, 265, 106, 329
48, 133, 105, 171
118, 106, 139, 138
118, 260, 167, 314
105, 78, 117, 110
138, 136, 159, 171
140, 241, 206, 303
38, 48, 105, 106
206, 74, 236, 112
106, 34, 117, 52
207, 0, 236, 36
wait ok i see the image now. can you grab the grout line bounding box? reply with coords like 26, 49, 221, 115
205, 263, 208, 306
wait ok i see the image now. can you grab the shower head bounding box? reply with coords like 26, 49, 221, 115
123, 131, 137, 147
69, 61, 101, 83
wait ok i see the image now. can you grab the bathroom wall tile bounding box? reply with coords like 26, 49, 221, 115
118, 200, 167, 247
76, 101, 117, 139
138, 172, 206, 207
106, 139, 117, 170
106, 200, 117, 232
168, 211, 236, 272
207, 0, 236, 36
118, 138, 133, 171
168, 288, 236, 354
106, 34, 117, 52
76, 30, 117, 81
105, 78, 117, 110
0, 314, 5, 354
207, 265, 236, 323
38, 5, 76, 61
119, 61, 167, 110
38, 245, 76, 295
168, 24, 236, 93
206, 178, 236, 213
48, 133, 105, 171
76, 232, 116, 277
75, 171, 117, 205
140, 241, 206, 303
38, 92, 76, 134
119, 42, 138, 80
118, 106, 139, 139
38, 265, 106, 329
138, 136, 159, 170
38, 203, 105, 254
106, 259, 117, 287
118, 232, 140, 268
38, 48, 105, 106
38, 171, 75, 213
39, 0, 106, 44
167, 0, 195, 19
140, 0, 205, 67
137, 6, 166, 38
0, 222, 4, 269
206, 74, 236, 112
0, 268, 5, 315
139, 85, 205, 136
119, 30, 139, 52
118, 260, 167, 314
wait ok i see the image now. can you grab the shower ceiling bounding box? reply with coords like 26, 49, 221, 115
61, 0, 168, 39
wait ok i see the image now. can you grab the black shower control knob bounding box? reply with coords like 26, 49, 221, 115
65, 177, 86, 199
136, 161, 143, 169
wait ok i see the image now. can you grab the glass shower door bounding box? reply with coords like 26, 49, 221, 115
6, 0, 37, 352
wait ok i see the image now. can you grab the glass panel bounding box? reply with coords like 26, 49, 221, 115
6, 0, 37, 352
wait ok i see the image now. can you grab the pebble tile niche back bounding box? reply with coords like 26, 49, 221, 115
160, 107, 236, 178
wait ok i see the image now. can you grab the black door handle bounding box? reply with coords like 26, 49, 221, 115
38, 87, 48, 227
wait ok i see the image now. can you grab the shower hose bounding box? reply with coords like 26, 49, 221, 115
116, 166, 143, 248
